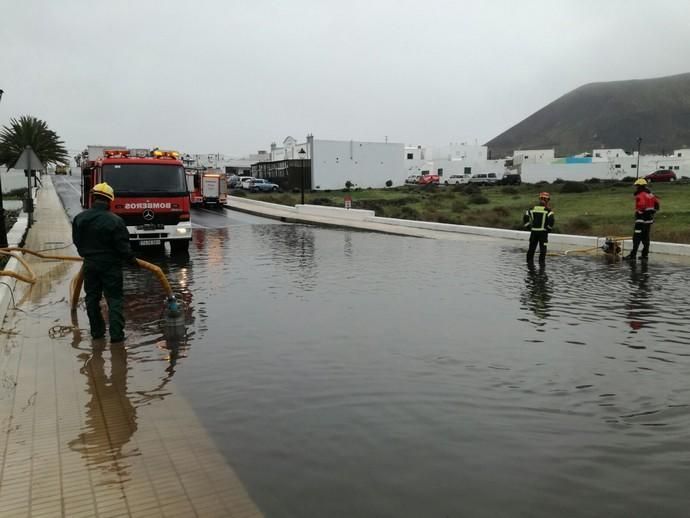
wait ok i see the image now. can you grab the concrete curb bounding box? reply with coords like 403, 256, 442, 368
225, 195, 690, 256
0, 189, 36, 326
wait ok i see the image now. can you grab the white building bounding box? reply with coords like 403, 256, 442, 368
257, 135, 404, 190
519, 148, 690, 183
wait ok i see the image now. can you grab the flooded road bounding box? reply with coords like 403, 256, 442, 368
55, 175, 690, 518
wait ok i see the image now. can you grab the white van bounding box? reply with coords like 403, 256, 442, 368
444, 174, 471, 185
469, 172, 499, 185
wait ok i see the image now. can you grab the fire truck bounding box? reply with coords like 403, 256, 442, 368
185, 167, 227, 207
80, 146, 192, 252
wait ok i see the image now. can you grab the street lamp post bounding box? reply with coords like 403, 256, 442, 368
635, 137, 642, 179
298, 148, 306, 205
0, 89, 8, 247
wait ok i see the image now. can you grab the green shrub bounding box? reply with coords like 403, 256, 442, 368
463, 184, 481, 195
501, 186, 518, 195
621, 176, 636, 183
6, 187, 28, 198
385, 179, 393, 188
468, 193, 490, 205
311, 197, 335, 206
437, 214, 463, 225
399, 206, 420, 220
345, 181, 353, 190
552, 178, 565, 184
492, 205, 510, 217
451, 200, 468, 212
584, 177, 600, 184
563, 216, 593, 233
560, 181, 589, 193
232, 190, 247, 197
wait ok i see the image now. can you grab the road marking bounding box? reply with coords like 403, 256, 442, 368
59, 177, 82, 195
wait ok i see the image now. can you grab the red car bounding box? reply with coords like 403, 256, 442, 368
418, 174, 440, 185
645, 169, 677, 182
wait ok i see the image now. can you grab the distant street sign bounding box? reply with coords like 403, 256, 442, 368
12, 146, 44, 172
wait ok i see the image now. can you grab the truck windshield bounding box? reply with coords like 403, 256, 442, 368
103, 164, 187, 195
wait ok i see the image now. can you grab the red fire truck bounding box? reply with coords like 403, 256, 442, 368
185, 167, 227, 208
80, 146, 192, 252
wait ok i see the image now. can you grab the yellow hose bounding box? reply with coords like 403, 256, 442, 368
135, 259, 173, 298
0, 250, 38, 284
0, 246, 173, 310
69, 259, 172, 310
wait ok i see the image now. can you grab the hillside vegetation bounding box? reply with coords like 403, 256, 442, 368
247, 181, 690, 244
486, 72, 690, 157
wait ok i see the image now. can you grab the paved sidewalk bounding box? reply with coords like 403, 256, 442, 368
0, 178, 262, 517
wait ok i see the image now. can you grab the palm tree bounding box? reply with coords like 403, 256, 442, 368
0, 115, 69, 168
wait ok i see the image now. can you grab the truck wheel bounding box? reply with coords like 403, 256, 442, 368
272, 186, 279, 191
170, 240, 190, 254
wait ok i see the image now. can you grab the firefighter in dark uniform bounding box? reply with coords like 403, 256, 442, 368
73, 182, 138, 343
523, 192, 555, 264
624, 178, 659, 262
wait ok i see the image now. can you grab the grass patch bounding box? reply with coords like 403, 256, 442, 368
236, 182, 690, 243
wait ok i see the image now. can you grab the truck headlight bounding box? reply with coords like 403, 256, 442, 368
176, 228, 188, 235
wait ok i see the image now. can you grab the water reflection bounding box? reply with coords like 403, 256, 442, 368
69, 342, 137, 478
521, 263, 552, 321
252, 224, 317, 292
627, 261, 652, 332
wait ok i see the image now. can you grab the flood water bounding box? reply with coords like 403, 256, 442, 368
111, 222, 690, 518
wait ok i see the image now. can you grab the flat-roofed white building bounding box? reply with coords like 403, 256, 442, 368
254, 135, 404, 190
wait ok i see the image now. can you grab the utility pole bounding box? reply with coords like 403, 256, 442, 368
0, 89, 8, 247
635, 137, 642, 179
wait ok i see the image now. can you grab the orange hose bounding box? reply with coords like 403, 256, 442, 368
0, 246, 173, 310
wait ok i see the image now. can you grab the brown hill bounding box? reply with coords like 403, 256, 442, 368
486, 72, 690, 157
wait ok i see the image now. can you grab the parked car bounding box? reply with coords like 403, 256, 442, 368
469, 172, 499, 185
499, 173, 522, 185
418, 174, 440, 185
249, 178, 280, 192
444, 174, 471, 185
227, 174, 240, 188
645, 169, 677, 182
238, 176, 256, 189
405, 175, 421, 184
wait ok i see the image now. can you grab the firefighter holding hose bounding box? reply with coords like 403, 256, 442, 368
72, 182, 138, 343
624, 178, 659, 262
523, 192, 555, 264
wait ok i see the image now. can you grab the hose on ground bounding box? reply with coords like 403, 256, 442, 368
0, 247, 174, 310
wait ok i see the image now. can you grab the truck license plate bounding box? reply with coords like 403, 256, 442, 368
139, 239, 161, 246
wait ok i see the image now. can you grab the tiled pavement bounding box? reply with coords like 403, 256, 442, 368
0, 178, 262, 517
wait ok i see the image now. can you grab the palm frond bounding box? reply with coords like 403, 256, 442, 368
0, 115, 69, 168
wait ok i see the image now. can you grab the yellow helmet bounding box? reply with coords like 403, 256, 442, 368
633, 178, 648, 186
92, 182, 115, 201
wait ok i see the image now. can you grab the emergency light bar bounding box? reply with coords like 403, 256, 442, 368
104, 149, 130, 158
104, 149, 181, 160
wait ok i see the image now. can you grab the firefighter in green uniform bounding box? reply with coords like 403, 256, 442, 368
523, 192, 555, 264
72, 183, 138, 343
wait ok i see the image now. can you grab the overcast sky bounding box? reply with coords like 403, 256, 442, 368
2, 0, 689, 156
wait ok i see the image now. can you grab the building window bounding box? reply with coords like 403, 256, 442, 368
406, 153, 414, 160
524, 155, 529, 159
678, 153, 682, 157
631, 164, 636, 168
674, 166, 680, 170
615, 164, 621, 168
464, 167, 472, 175
437, 168, 443, 176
